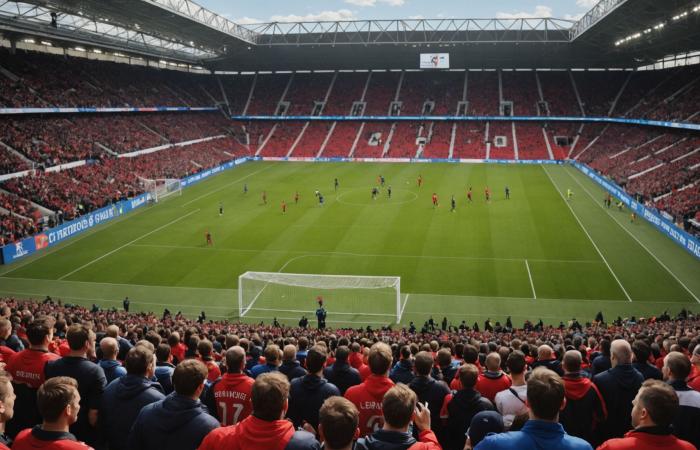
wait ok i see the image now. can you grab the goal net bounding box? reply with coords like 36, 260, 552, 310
138, 177, 182, 203
238, 271, 405, 325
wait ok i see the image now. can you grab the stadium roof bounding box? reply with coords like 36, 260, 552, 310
0, 0, 698, 70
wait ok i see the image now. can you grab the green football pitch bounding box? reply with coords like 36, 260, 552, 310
1, 161, 698, 328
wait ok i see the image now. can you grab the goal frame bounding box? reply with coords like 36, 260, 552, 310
138, 177, 182, 203
237, 271, 403, 323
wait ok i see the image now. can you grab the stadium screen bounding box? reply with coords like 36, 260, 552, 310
419, 53, 450, 69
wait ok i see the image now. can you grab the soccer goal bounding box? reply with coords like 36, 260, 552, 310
238, 271, 407, 324
138, 177, 182, 203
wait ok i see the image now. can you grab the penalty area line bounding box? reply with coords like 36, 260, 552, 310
525, 259, 537, 300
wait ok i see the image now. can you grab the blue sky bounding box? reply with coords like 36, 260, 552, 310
196, 0, 600, 24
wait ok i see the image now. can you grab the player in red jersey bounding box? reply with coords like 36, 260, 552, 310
344, 342, 395, 437
281, 200, 287, 214
205, 230, 212, 246
432, 193, 438, 208
204, 346, 254, 426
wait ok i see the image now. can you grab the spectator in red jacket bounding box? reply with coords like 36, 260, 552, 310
476, 352, 512, 403
356, 384, 441, 450
203, 346, 254, 426
12, 376, 93, 450
318, 397, 360, 450
596, 379, 695, 450
689, 345, 700, 392
0, 371, 15, 449
197, 339, 221, 383
345, 342, 395, 437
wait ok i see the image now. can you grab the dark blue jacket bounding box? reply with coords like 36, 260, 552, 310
128, 392, 219, 450
593, 364, 643, 442
323, 361, 361, 395
531, 358, 564, 376
287, 374, 340, 429
446, 388, 494, 450
409, 376, 450, 443
280, 360, 307, 381
0, 334, 24, 352
670, 379, 700, 449
632, 362, 662, 380
99, 374, 165, 450
155, 362, 175, 394
358, 429, 417, 450
99, 359, 127, 384
250, 362, 279, 378
475, 420, 593, 450
390, 360, 415, 385
591, 355, 611, 376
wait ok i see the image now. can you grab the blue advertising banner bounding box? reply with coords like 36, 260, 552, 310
572, 162, 700, 261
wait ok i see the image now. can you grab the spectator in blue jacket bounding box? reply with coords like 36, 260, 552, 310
280, 344, 307, 382
324, 345, 361, 395
251, 344, 282, 378
475, 367, 593, 450
288, 345, 340, 431
390, 345, 415, 385
98, 337, 126, 384
99, 345, 165, 450
154, 343, 175, 395
128, 359, 219, 450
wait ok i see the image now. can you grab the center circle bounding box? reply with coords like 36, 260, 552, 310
335, 187, 419, 206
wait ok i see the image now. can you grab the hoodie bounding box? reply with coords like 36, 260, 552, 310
561, 373, 607, 445
324, 361, 362, 395
280, 360, 308, 381
390, 360, 415, 385
531, 358, 564, 376
128, 392, 219, 450
669, 379, 700, 449
98, 359, 127, 384
99, 374, 165, 450
287, 374, 340, 429
154, 361, 175, 394
199, 415, 320, 450
409, 376, 450, 443
442, 388, 494, 450
475, 419, 593, 450
596, 426, 696, 450
358, 429, 441, 450
12, 427, 92, 450
345, 374, 396, 437
593, 364, 643, 442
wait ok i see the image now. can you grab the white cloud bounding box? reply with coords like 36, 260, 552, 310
381, 0, 405, 5
576, 0, 599, 8
496, 5, 553, 19
345, 0, 376, 6
232, 16, 263, 25
270, 9, 357, 22
408, 14, 424, 20
564, 13, 585, 21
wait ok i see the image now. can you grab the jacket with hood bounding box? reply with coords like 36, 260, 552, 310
203, 372, 254, 426
12, 427, 93, 450
441, 388, 494, 450
390, 360, 415, 385
591, 355, 611, 376
596, 426, 696, 450
345, 374, 395, 437
475, 371, 512, 402
198, 414, 320, 450
288, 374, 341, 429
560, 373, 607, 445
324, 361, 362, 395
128, 392, 219, 450
280, 360, 308, 381
99, 374, 165, 450
155, 361, 175, 394
531, 358, 564, 376
632, 362, 662, 381
408, 376, 450, 443
474, 419, 592, 450
357, 429, 441, 450
98, 359, 126, 384
593, 364, 643, 442
669, 379, 700, 449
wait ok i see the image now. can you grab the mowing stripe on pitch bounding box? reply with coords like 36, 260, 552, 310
542, 165, 633, 302
58, 209, 200, 280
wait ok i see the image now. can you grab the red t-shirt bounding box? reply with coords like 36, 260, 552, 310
202, 359, 221, 383
475, 372, 512, 402
208, 373, 254, 426
0, 345, 15, 363
171, 342, 186, 363
344, 374, 395, 437
6, 348, 60, 388
12, 428, 94, 450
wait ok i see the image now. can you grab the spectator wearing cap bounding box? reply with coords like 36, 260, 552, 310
475, 367, 592, 450
280, 344, 307, 382
494, 351, 528, 430
466, 411, 504, 450
662, 351, 700, 448
593, 340, 644, 442
287, 345, 340, 431
596, 379, 695, 450
409, 351, 450, 445
560, 350, 607, 445
324, 345, 361, 396
632, 341, 662, 381
98, 337, 126, 384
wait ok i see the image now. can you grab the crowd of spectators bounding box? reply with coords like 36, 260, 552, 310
0, 297, 698, 450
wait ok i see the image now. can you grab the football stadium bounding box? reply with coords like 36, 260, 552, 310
0, 0, 699, 449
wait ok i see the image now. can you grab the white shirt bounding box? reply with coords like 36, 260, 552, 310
494, 384, 528, 429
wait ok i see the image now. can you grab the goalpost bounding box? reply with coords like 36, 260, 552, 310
138, 177, 182, 203
238, 271, 405, 324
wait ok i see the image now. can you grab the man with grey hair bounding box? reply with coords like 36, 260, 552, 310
98, 337, 126, 383
279, 344, 307, 381
593, 339, 643, 442
531, 344, 564, 376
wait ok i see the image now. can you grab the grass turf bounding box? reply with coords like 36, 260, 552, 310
0, 161, 698, 328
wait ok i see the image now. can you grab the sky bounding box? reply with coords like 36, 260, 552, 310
195, 0, 600, 24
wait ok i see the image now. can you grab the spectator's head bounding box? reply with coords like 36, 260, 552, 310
632, 340, 651, 364
172, 359, 207, 399
156, 343, 171, 363
382, 384, 417, 431
318, 397, 359, 450
0, 319, 11, 340
485, 352, 502, 372
307, 345, 327, 374
692, 345, 700, 367
66, 324, 94, 354
458, 363, 479, 390
467, 411, 504, 448
105, 325, 120, 338
125, 346, 155, 378
611, 339, 633, 367
252, 372, 290, 421
537, 345, 553, 361
335, 345, 350, 363
414, 351, 434, 377
37, 377, 80, 428
400, 345, 411, 361
225, 346, 246, 374
368, 342, 393, 376
100, 337, 119, 360
282, 344, 297, 362
26, 316, 54, 347
197, 339, 214, 360
663, 351, 691, 382
632, 379, 679, 429
463, 345, 479, 364
0, 371, 15, 424
526, 368, 566, 422
563, 350, 582, 374
298, 337, 308, 351
437, 348, 452, 368
264, 344, 281, 366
